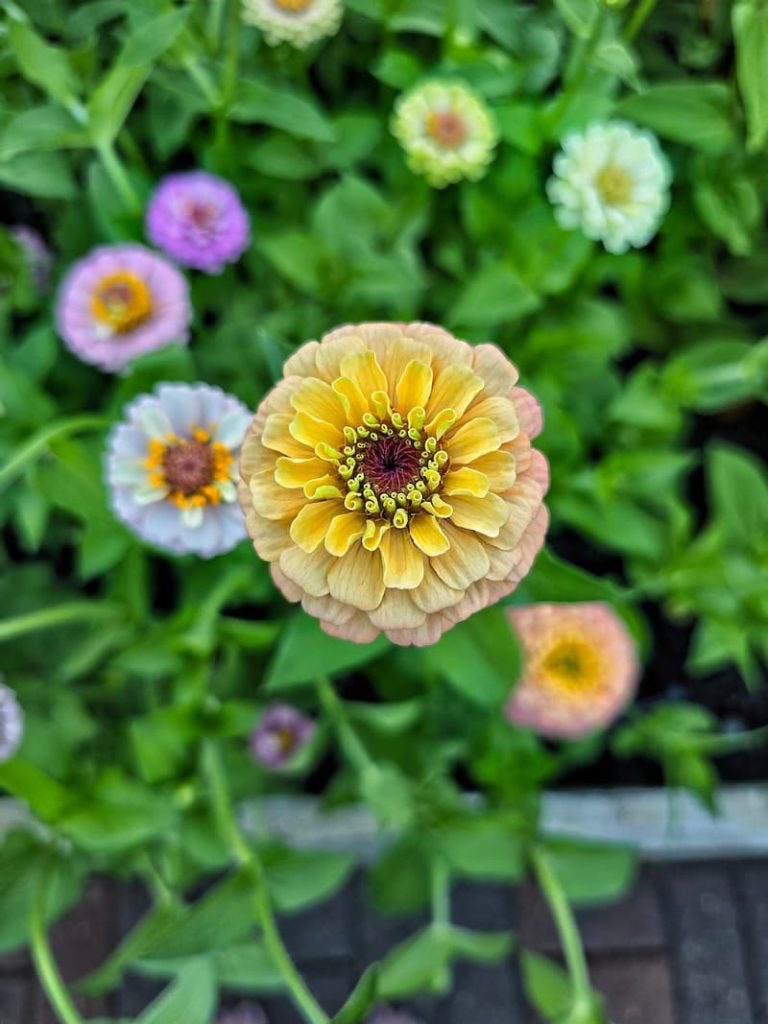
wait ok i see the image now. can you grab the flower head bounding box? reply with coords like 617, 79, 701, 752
505, 602, 639, 739
10, 225, 52, 293
241, 0, 342, 48
391, 81, 498, 188
106, 383, 252, 557
0, 679, 24, 763
56, 244, 191, 372
216, 1004, 268, 1024
250, 703, 315, 768
146, 172, 250, 274
547, 120, 671, 254
239, 322, 549, 647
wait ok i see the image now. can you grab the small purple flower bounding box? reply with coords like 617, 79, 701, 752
0, 679, 24, 763
367, 1009, 422, 1024
250, 704, 315, 769
10, 225, 52, 293
216, 1004, 268, 1024
56, 244, 191, 373
106, 382, 252, 557
146, 171, 250, 274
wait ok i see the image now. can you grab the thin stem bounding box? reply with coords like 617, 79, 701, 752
96, 142, 141, 214
316, 676, 376, 773
531, 847, 593, 1016
0, 414, 107, 491
624, 0, 661, 40
221, 0, 241, 112
431, 856, 451, 930
0, 602, 120, 644
206, 0, 227, 52
29, 865, 83, 1024
183, 56, 221, 108
547, 6, 608, 132
202, 742, 329, 1024
693, 725, 768, 756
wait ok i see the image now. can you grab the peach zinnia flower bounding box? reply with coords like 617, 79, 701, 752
239, 322, 549, 646
505, 603, 639, 739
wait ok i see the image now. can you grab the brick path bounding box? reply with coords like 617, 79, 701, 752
2, 861, 766, 1023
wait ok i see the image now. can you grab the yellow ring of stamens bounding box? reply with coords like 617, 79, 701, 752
91, 271, 153, 333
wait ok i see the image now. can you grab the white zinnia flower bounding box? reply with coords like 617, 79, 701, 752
547, 121, 672, 254
0, 680, 24, 763
391, 81, 499, 188
241, 0, 342, 48
106, 383, 252, 558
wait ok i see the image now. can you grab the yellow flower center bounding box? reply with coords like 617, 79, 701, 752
144, 428, 234, 509
272, 0, 313, 11
91, 272, 153, 333
595, 163, 633, 206
539, 635, 603, 695
425, 110, 467, 148
330, 408, 452, 530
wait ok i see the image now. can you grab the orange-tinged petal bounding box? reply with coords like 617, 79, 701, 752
263, 413, 310, 458
275, 456, 329, 489
325, 511, 366, 556
426, 364, 484, 420
291, 378, 347, 428
328, 543, 385, 611
369, 590, 426, 631
333, 376, 369, 423
446, 417, 501, 464
380, 528, 425, 589
289, 411, 344, 451
465, 397, 519, 443
449, 493, 509, 537
396, 360, 433, 413
339, 350, 388, 397
442, 467, 489, 497
432, 523, 491, 590
411, 564, 464, 614
289, 500, 342, 553
471, 450, 517, 491
408, 513, 449, 556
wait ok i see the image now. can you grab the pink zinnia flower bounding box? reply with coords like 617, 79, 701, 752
250, 704, 315, 769
0, 678, 24, 763
56, 244, 191, 373
505, 602, 640, 739
146, 171, 250, 274
10, 225, 52, 293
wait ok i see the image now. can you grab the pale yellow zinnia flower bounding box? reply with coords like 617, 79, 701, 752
505, 602, 639, 738
239, 322, 549, 647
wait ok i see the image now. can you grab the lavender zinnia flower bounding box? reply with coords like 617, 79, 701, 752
216, 1004, 268, 1024
106, 383, 252, 557
0, 679, 24, 763
10, 225, 52, 293
250, 704, 315, 769
146, 171, 250, 274
56, 244, 191, 373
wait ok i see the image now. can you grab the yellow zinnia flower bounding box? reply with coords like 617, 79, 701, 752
239, 322, 549, 646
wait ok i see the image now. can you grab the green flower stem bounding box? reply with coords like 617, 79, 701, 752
0, 602, 120, 645
316, 675, 376, 774
29, 867, 83, 1024
96, 142, 142, 215
206, 0, 227, 52
202, 742, 329, 1024
221, 0, 242, 112
532, 847, 593, 1017
547, 6, 608, 132
431, 856, 452, 930
0, 414, 108, 491
695, 725, 768, 756
624, 0, 661, 41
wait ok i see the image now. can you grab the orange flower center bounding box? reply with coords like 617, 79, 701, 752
595, 163, 633, 206
144, 429, 234, 509
540, 636, 602, 694
426, 111, 467, 148
91, 272, 152, 333
272, 0, 313, 11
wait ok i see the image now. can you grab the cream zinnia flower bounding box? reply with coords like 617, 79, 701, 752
547, 121, 671, 254
241, 0, 342, 48
391, 82, 498, 188
239, 322, 549, 647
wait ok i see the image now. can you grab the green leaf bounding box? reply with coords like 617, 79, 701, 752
378, 928, 452, 998
0, 760, 72, 822
81, 903, 185, 995
618, 82, 736, 153
708, 443, 768, 546
136, 960, 216, 1024
435, 814, 525, 881
0, 150, 76, 199
445, 927, 512, 962
331, 964, 380, 1024
265, 612, 388, 689
87, 63, 151, 147
424, 606, 520, 707
554, 0, 599, 37
449, 263, 540, 328
521, 951, 573, 1020
369, 835, 431, 913
514, 548, 625, 605
733, 0, 768, 151
264, 847, 355, 912
0, 106, 88, 160
117, 8, 189, 67
545, 837, 637, 905
231, 79, 334, 141
8, 19, 79, 104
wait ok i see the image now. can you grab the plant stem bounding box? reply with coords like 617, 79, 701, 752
221, 0, 241, 112
0, 601, 120, 644
202, 742, 329, 1024
531, 847, 593, 1017
206, 0, 227, 52
96, 142, 141, 215
624, 0, 661, 40
547, 6, 607, 132
431, 856, 451, 930
316, 675, 376, 773
0, 414, 108, 491
29, 867, 83, 1024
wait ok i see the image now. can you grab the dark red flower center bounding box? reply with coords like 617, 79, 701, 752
186, 201, 218, 231
361, 436, 422, 495
163, 440, 214, 495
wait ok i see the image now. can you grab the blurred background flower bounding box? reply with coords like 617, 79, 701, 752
0, 679, 23, 764
106, 383, 251, 556
505, 602, 639, 739
56, 244, 191, 372
216, 1003, 268, 1024
146, 171, 250, 274
9, 225, 51, 294
241, 0, 343, 48
250, 703, 315, 769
